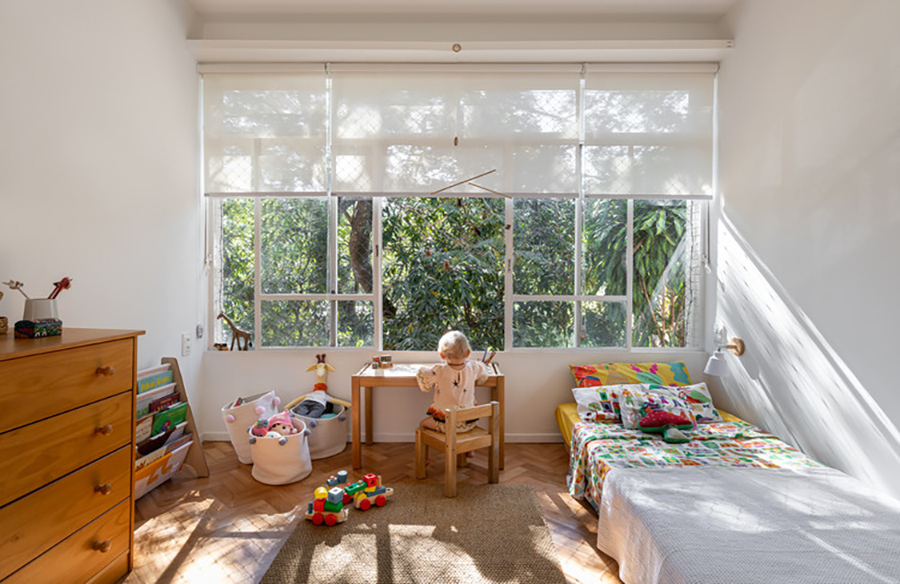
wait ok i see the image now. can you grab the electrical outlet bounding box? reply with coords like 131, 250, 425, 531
181, 333, 191, 357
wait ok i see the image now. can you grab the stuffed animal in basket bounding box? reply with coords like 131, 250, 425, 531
267, 411, 299, 436
249, 411, 306, 446
287, 354, 351, 422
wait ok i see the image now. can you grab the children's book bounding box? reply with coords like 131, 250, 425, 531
135, 414, 155, 444
164, 433, 193, 455
151, 402, 188, 435
137, 365, 174, 394
150, 392, 180, 413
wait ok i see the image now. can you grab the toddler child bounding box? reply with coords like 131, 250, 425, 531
416, 330, 492, 434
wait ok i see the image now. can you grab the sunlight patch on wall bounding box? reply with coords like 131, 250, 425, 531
714, 214, 900, 498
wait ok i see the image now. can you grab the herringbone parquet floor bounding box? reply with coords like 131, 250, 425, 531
126, 441, 622, 584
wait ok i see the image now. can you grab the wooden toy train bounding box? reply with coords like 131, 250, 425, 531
305, 471, 394, 526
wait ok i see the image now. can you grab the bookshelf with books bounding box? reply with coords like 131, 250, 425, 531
134, 357, 208, 499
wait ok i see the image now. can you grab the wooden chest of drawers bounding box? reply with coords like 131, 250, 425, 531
0, 329, 143, 584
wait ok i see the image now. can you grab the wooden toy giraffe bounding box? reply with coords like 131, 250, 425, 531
307, 353, 335, 391
217, 312, 252, 351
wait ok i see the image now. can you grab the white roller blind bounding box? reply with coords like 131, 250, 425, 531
330, 68, 579, 195
203, 72, 327, 194
583, 71, 714, 197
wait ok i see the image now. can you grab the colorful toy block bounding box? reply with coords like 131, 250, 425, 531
327, 487, 344, 505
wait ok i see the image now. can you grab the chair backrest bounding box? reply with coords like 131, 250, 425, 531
445, 401, 499, 426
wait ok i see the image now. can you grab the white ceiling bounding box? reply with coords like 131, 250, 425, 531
187, 0, 738, 21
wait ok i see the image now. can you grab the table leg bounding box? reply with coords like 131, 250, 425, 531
365, 385, 374, 446
352, 377, 361, 469
496, 377, 505, 470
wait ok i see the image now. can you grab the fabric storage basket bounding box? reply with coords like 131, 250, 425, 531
248, 417, 313, 485
221, 391, 280, 464
291, 403, 349, 460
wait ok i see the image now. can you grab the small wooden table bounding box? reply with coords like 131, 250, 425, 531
350, 362, 505, 470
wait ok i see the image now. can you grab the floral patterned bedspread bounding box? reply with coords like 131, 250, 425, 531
567, 420, 823, 511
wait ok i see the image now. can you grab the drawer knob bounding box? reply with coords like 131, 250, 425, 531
92, 540, 112, 553
95, 366, 115, 377
95, 483, 113, 495
94, 424, 114, 437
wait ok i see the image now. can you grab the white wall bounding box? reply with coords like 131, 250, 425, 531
714, 0, 900, 497
199, 349, 711, 443
0, 2, 203, 390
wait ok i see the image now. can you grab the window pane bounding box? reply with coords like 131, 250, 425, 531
581, 301, 626, 347
514, 301, 574, 348
514, 198, 574, 295
338, 301, 374, 348
261, 300, 329, 347
382, 197, 504, 351
583, 199, 627, 296
260, 198, 328, 294
337, 197, 374, 295
217, 198, 255, 344
632, 200, 689, 348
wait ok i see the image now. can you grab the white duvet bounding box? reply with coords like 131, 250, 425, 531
597, 466, 900, 584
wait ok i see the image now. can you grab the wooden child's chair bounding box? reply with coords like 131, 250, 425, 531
414, 401, 500, 497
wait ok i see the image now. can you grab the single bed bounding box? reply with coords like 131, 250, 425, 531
557, 362, 900, 584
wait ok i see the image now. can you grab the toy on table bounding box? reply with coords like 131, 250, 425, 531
286, 354, 351, 423
638, 410, 693, 444
217, 312, 252, 351
372, 355, 393, 369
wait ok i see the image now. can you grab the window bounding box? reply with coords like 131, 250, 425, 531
204, 64, 713, 350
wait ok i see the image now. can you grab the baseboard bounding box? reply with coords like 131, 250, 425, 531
201, 431, 563, 444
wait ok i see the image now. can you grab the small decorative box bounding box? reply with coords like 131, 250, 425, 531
14, 318, 63, 338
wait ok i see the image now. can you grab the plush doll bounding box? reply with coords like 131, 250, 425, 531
266, 411, 299, 436
639, 410, 693, 444
250, 418, 269, 437
288, 354, 351, 423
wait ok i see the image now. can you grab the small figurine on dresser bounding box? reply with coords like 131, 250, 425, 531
6, 277, 72, 338
0, 289, 7, 334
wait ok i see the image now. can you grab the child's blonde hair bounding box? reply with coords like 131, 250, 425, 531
438, 330, 470, 360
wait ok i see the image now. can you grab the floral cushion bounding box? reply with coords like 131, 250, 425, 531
571, 384, 645, 422
618, 386, 697, 430
649, 382, 723, 424
570, 361, 692, 388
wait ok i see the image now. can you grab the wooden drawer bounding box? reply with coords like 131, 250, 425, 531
0, 393, 132, 507
3, 500, 131, 584
0, 339, 134, 434
0, 447, 131, 580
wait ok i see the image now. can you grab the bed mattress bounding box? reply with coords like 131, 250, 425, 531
565, 414, 822, 511
598, 465, 900, 584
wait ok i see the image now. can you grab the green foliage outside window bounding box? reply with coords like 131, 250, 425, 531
381, 197, 505, 352
217, 197, 690, 349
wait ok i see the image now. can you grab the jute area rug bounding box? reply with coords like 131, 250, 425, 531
261, 483, 567, 584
